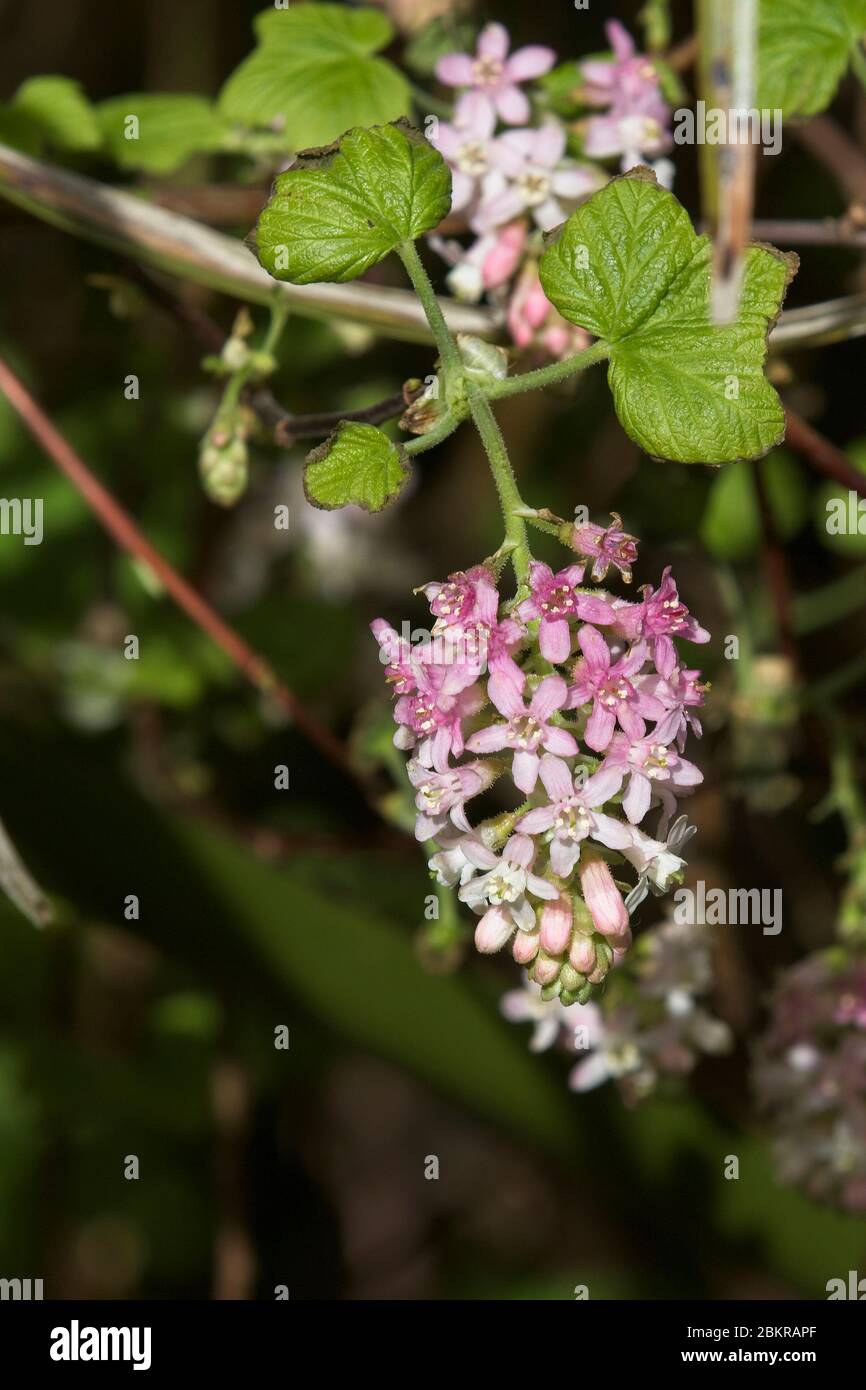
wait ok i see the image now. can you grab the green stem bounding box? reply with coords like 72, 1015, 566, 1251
404, 410, 463, 456
397, 240, 462, 378
466, 383, 531, 588
484, 340, 610, 400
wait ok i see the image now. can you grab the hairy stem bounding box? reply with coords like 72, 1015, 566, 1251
484, 341, 610, 400
466, 384, 531, 588
397, 240, 462, 378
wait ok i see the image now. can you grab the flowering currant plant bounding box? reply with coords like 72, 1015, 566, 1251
8, 1, 866, 1244
250, 16, 794, 1044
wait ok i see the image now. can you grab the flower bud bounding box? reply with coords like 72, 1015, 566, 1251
539, 894, 573, 955
580, 857, 629, 940
569, 932, 596, 974
531, 950, 561, 987
512, 929, 539, 965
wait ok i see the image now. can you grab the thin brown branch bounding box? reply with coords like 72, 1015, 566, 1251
666, 34, 699, 72
749, 218, 866, 248
785, 407, 866, 499
753, 456, 800, 675
0, 354, 366, 788
792, 116, 866, 207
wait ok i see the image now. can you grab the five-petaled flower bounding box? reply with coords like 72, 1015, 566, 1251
436, 22, 555, 126
467, 671, 577, 792
459, 832, 559, 952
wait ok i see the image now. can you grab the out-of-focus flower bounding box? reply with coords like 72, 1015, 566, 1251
753, 950, 866, 1212
436, 22, 555, 125
476, 124, 602, 233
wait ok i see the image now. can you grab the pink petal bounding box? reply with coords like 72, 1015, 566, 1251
591, 812, 633, 851
478, 21, 509, 62
583, 767, 623, 805
517, 805, 557, 835
542, 726, 579, 757
530, 673, 568, 720
460, 838, 498, 869
512, 749, 540, 794
578, 623, 612, 674
488, 670, 526, 717
505, 832, 534, 868
495, 85, 530, 124
532, 122, 566, 168
506, 45, 556, 81
550, 838, 581, 879
436, 53, 476, 87
540, 616, 571, 664
623, 770, 652, 823
569, 1053, 609, 1092
478, 185, 527, 227
466, 723, 509, 754
539, 752, 574, 802
654, 634, 677, 679
585, 701, 616, 752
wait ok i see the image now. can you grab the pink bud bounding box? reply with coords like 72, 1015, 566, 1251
569, 933, 596, 973
539, 894, 573, 955
532, 952, 560, 986
482, 220, 527, 290
512, 929, 539, 965
579, 858, 629, 939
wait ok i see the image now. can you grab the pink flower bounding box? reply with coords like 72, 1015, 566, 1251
423, 563, 525, 687
467, 671, 577, 793
393, 660, 485, 770
600, 732, 703, 827
568, 627, 664, 752
580, 21, 671, 164
517, 753, 631, 877
445, 222, 527, 301
638, 666, 708, 749
370, 618, 417, 696
476, 124, 602, 233
406, 758, 497, 842
518, 559, 614, 664
579, 856, 631, 942
436, 22, 555, 126
430, 92, 498, 213
613, 567, 710, 678
424, 564, 498, 638
571, 512, 639, 583
459, 832, 558, 951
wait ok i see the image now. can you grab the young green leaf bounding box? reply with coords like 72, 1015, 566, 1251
304, 421, 409, 511
254, 121, 452, 285
219, 3, 410, 149
539, 168, 797, 465
758, 0, 866, 117
97, 94, 229, 173
4, 76, 101, 153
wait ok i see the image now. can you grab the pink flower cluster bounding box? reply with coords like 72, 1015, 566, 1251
428, 22, 673, 358
372, 517, 710, 1006
580, 20, 672, 167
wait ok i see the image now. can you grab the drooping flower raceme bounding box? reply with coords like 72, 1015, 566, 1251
372, 515, 710, 1008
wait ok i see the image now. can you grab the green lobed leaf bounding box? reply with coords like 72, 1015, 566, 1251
539, 168, 797, 465
304, 421, 409, 511
254, 120, 452, 284
219, 3, 410, 149
758, 0, 866, 117
97, 94, 229, 173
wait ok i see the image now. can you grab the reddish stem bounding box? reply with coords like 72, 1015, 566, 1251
785, 408, 866, 500
0, 354, 359, 783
